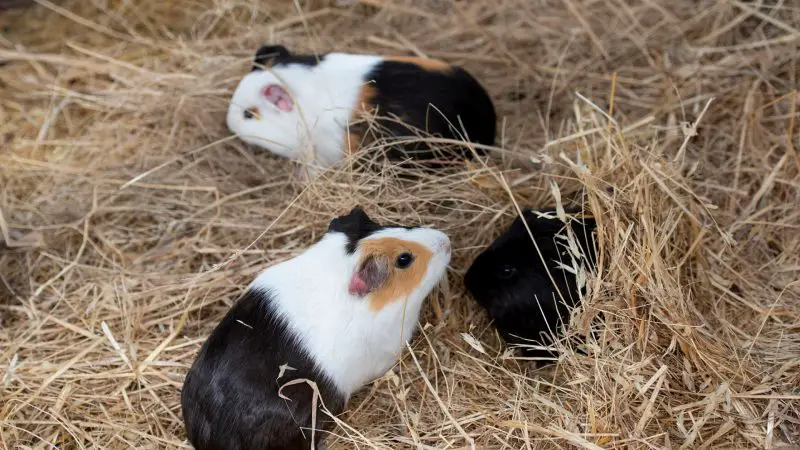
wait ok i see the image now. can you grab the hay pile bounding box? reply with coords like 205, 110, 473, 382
2, 0, 799, 448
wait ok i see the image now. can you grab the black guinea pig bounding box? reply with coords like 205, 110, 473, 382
464, 209, 597, 360
226, 44, 496, 176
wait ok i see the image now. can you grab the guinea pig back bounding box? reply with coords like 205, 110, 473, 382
347, 56, 497, 164
464, 209, 597, 359
180, 288, 344, 450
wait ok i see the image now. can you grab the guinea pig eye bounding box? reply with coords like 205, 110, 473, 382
497, 265, 517, 280
395, 252, 414, 269
243, 107, 259, 120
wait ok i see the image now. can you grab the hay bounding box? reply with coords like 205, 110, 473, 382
1, 0, 799, 448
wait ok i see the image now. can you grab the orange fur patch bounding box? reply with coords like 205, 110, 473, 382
387, 56, 452, 72
358, 237, 433, 311
345, 84, 378, 153
344, 131, 363, 154
354, 84, 378, 114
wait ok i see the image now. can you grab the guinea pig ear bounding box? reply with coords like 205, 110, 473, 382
348, 255, 389, 297
327, 207, 376, 233
328, 207, 383, 253
262, 85, 294, 112
346, 207, 371, 223
252, 45, 291, 71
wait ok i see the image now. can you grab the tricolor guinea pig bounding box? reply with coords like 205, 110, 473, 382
181, 207, 451, 450
226, 45, 496, 173
464, 209, 597, 360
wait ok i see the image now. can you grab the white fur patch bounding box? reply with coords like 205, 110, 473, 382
227, 53, 383, 170
249, 226, 450, 397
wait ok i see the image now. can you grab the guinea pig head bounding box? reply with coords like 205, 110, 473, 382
464, 210, 597, 357
226, 45, 306, 160
329, 208, 451, 311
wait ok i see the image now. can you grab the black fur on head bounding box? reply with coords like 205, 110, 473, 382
252, 45, 291, 71
464, 209, 597, 361
251, 44, 325, 71
328, 207, 385, 254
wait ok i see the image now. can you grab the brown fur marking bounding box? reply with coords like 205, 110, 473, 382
345, 84, 378, 153
357, 237, 433, 311
344, 131, 362, 154
387, 56, 451, 72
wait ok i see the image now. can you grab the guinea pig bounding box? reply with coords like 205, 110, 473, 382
226, 44, 496, 174
464, 209, 597, 360
181, 207, 451, 450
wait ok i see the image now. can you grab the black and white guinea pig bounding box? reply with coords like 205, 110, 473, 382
181, 207, 451, 450
464, 209, 597, 360
226, 45, 496, 173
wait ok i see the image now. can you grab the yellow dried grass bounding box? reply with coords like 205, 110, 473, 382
1, 0, 799, 448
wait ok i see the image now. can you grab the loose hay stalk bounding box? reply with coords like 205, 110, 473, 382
1, 0, 799, 448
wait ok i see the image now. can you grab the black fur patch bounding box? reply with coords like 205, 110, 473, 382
464, 209, 597, 361
327, 207, 386, 254
252, 45, 326, 71
355, 59, 496, 164
181, 289, 345, 450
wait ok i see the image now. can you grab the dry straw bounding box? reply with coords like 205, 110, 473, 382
1, 0, 799, 448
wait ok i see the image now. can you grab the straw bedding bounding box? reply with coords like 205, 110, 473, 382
1, 0, 799, 448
